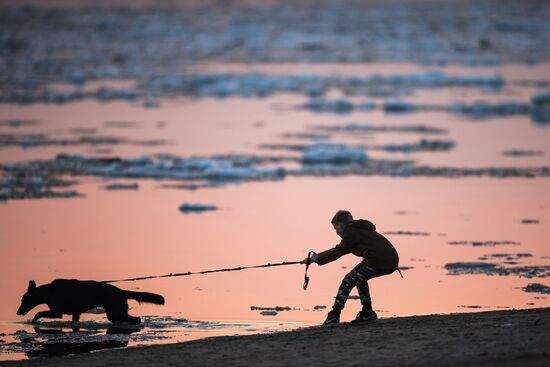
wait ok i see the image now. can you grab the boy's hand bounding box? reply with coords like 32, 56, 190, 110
303, 252, 318, 264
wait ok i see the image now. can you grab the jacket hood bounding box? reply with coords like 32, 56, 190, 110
348, 219, 376, 231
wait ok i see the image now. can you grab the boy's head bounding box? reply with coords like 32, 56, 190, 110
331, 210, 353, 238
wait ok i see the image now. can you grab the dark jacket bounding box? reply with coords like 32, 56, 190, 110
316, 219, 399, 271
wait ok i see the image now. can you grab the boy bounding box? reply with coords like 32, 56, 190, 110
305, 210, 399, 325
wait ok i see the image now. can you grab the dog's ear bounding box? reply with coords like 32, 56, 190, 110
28, 280, 36, 291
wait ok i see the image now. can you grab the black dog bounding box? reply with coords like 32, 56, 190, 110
17, 279, 165, 324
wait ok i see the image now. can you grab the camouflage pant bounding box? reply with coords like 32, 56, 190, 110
333, 260, 392, 311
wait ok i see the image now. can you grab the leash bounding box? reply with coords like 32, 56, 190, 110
104, 254, 316, 290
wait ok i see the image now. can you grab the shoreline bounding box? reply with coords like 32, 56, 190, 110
2, 307, 549, 366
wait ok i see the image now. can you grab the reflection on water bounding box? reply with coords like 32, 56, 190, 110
0, 317, 303, 360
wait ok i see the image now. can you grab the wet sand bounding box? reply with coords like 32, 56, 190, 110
3, 307, 549, 366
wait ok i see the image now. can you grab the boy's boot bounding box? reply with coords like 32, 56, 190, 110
350, 305, 377, 324
323, 308, 341, 326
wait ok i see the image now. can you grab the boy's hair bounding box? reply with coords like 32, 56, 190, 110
331, 210, 354, 225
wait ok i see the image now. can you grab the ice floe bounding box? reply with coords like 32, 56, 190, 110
445, 262, 550, 278
2, 149, 550, 202
300, 99, 375, 114
179, 203, 218, 214
379, 139, 454, 153
522, 283, 550, 294
0, 133, 166, 149
0, 119, 40, 127
502, 150, 545, 157
317, 123, 448, 135
301, 144, 368, 164
477, 253, 533, 262
448, 241, 520, 247
104, 183, 139, 191
450, 102, 532, 117
384, 231, 430, 236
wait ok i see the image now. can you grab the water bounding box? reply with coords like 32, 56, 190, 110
1, 0, 550, 361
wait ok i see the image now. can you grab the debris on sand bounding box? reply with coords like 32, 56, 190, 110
179, 203, 218, 214
448, 241, 520, 247
444, 262, 550, 278
522, 283, 550, 294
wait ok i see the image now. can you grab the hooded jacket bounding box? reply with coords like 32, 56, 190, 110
316, 219, 399, 271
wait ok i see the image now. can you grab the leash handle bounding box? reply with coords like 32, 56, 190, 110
303, 251, 317, 290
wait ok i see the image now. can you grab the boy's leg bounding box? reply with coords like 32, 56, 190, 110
357, 267, 393, 311
357, 279, 373, 311
333, 261, 378, 311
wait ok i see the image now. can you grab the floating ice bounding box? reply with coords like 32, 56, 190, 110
318, 123, 448, 135
448, 241, 520, 247
0, 173, 81, 202
383, 100, 418, 113
531, 92, 550, 106
450, 102, 531, 117
502, 150, 545, 157
250, 306, 292, 312
301, 144, 368, 164
0, 133, 165, 149
179, 203, 218, 214
381, 139, 454, 153
445, 262, 550, 278
104, 183, 139, 191
282, 132, 331, 141
0, 119, 40, 127
384, 231, 430, 236
259, 311, 277, 316
300, 98, 377, 114
522, 283, 550, 294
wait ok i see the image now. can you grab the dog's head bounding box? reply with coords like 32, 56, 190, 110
17, 280, 39, 316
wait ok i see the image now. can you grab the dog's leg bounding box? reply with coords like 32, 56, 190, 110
32, 310, 62, 323
106, 305, 141, 324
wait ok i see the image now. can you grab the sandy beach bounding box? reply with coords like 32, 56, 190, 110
2, 307, 549, 366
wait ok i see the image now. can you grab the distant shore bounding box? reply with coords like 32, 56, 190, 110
2, 307, 549, 366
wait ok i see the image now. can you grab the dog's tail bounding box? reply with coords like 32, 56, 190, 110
124, 291, 165, 305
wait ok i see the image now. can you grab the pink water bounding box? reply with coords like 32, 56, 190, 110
1, 62, 549, 360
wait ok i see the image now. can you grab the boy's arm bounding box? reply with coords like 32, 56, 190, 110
315, 232, 356, 265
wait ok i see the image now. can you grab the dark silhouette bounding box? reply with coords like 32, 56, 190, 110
16, 279, 164, 324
